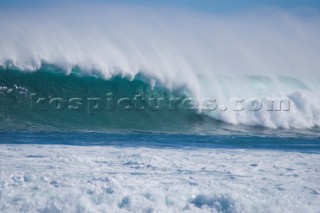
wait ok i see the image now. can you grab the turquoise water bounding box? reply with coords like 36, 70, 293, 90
1, 66, 320, 153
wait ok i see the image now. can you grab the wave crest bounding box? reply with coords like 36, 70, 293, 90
0, 6, 319, 130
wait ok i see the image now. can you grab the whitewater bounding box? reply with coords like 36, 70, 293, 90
0, 132, 320, 213
1, 144, 319, 213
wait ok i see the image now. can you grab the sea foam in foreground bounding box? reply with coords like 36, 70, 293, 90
1, 144, 319, 213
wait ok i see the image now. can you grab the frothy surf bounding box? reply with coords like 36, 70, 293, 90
1, 144, 319, 212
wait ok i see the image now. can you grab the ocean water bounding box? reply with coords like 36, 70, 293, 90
1, 70, 320, 212
1, 131, 320, 212
1, 4, 320, 213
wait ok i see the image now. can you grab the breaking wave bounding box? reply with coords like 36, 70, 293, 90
0, 6, 320, 131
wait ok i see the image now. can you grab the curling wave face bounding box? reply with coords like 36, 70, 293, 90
0, 6, 320, 131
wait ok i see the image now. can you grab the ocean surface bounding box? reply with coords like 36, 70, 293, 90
1, 4, 320, 213
0, 67, 319, 212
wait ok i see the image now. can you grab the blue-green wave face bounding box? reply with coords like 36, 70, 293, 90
0, 66, 221, 133
1, 66, 319, 137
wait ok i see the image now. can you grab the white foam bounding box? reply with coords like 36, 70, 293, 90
0, 144, 319, 212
